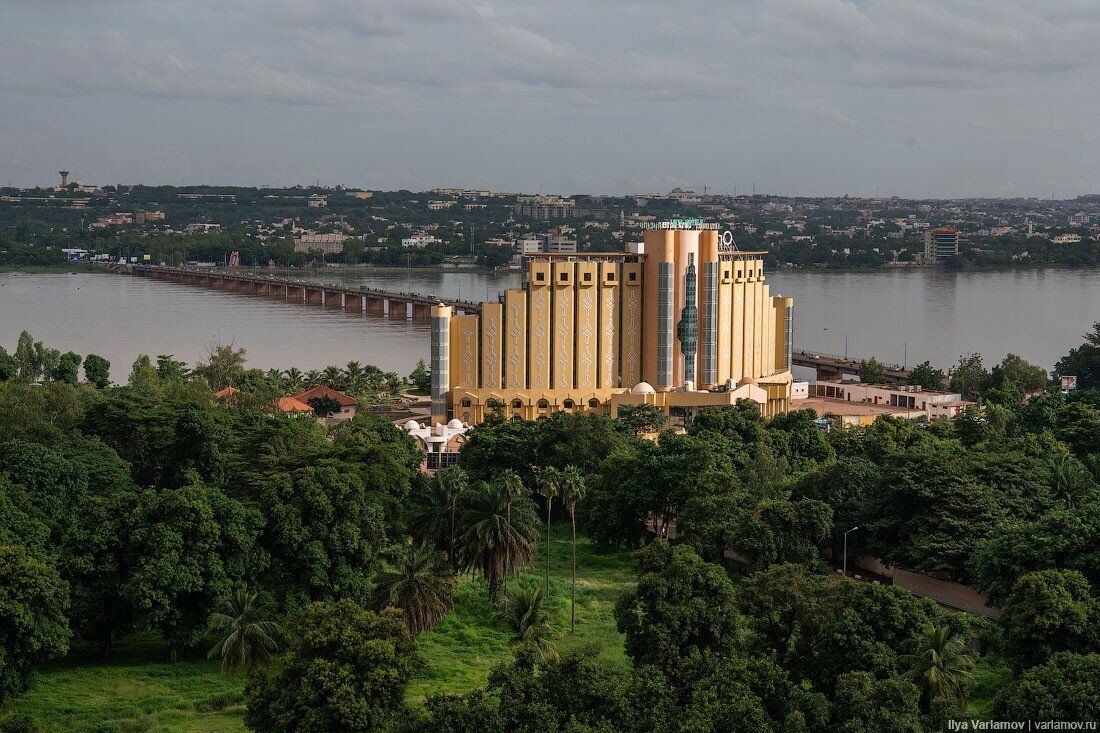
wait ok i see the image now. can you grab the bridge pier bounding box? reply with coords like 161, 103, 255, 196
382, 299, 390, 317
406, 302, 414, 319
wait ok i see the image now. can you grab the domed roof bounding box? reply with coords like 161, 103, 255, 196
402, 419, 421, 430
630, 381, 656, 395
447, 418, 464, 429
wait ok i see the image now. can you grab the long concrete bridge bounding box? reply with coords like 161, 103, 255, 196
121, 265, 482, 319
792, 349, 914, 384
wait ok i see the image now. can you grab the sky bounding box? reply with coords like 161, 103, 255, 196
2, 0, 1098, 198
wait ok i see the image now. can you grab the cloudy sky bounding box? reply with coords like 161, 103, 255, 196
2, 0, 1098, 197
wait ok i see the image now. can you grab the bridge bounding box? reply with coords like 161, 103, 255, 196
118, 265, 483, 319
791, 349, 914, 384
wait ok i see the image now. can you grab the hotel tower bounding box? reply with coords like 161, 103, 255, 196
431, 227, 794, 425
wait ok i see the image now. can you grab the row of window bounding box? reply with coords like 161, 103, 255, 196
460, 397, 602, 410
533, 270, 639, 284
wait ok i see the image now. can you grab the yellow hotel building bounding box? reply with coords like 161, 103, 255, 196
430, 228, 794, 425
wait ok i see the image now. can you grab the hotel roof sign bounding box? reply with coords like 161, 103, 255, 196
639, 218, 720, 230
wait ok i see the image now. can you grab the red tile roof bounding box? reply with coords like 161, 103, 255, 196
291, 384, 358, 407
276, 397, 315, 413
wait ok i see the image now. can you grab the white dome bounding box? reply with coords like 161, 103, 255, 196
447, 418, 464, 429
630, 381, 656, 395
403, 420, 421, 430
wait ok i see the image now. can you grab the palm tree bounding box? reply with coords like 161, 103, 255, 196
438, 466, 469, 569
345, 361, 365, 392
282, 367, 304, 393
321, 365, 346, 390
558, 466, 586, 634
459, 482, 540, 604
374, 542, 456, 633
383, 371, 402, 394
492, 469, 528, 593
537, 467, 562, 597
496, 584, 557, 659
1048, 453, 1093, 507
303, 369, 322, 388
898, 623, 975, 710
206, 590, 281, 677
406, 477, 454, 554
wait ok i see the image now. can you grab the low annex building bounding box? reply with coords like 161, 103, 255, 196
291, 385, 358, 421
430, 227, 795, 425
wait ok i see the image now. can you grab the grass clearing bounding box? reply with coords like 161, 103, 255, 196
967, 653, 1012, 718
3, 528, 636, 731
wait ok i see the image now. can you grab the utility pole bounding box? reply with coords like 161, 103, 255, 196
843, 526, 859, 577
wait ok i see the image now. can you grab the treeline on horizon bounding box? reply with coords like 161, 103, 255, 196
0, 325, 1097, 731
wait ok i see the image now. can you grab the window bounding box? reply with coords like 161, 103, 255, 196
723, 269, 730, 278
606, 272, 615, 282
563, 399, 575, 409
583, 272, 592, 282
588, 398, 600, 408
460, 398, 471, 408
737, 269, 742, 278
560, 272, 568, 282
537, 399, 549, 409
628, 272, 637, 282
536, 272, 546, 282
511, 399, 523, 409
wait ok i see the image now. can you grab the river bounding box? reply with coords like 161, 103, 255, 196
1, 267, 1096, 381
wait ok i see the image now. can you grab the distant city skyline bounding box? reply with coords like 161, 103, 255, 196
3, 1, 1098, 198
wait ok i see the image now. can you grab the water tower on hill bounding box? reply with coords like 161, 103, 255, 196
58, 170, 70, 188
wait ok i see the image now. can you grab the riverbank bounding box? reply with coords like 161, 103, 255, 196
0, 263, 99, 274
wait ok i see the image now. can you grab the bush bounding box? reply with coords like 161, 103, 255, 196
0, 714, 41, 733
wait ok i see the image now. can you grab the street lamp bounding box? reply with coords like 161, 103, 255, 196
843, 526, 859, 577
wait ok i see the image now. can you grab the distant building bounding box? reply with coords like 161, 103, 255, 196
515, 195, 576, 220
308, 194, 328, 208
185, 222, 222, 234
402, 234, 442, 248
133, 210, 165, 224
810, 381, 973, 421
1051, 233, 1083, 245
427, 200, 455, 211
923, 228, 959, 264
1069, 212, 1090, 226
294, 233, 346, 253
291, 385, 358, 421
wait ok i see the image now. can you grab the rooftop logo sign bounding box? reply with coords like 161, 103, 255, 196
639, 218, 720, 230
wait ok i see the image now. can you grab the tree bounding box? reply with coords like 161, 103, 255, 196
994, 652, 1100, 722
206, 590, 281, 676
307, 394, 341, 417
50, 351, 82, 384
614, 541, 739, 685
244, 601, 420, 733
1054, 321, 1100, 390
537, 467, 561, 597
13, 331, 41, 381
406, 475, 457, 557
491, 469, 527, 593
193, 342, 247, 391
949, 353, 989, 400
373, 542, 456, 634
439, 466, 470, 570
83, 354, 111, 388
988, 353, 1048, 393
858, 357, 886, 384
615, 403, 668, 436
0, 347, 17, 382
409, 359, 431, 393
458, 482, 539, 604
496, 585, 556, 658
0, 544, 70, 710
125, 480, 265, 661
907, 361, 946, 390
830, 672, 924, 733
897, 623, 974, 711
1000, 569, 1098, 670
558, 466, 586, 633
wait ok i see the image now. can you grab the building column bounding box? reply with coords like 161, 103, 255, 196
431, 305, 452, 424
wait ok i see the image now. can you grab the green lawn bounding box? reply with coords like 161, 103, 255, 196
966, 653, 1012, 718
2, 528, 636, 732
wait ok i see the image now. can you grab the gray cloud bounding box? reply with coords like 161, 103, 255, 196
1, 0, 1098, 195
